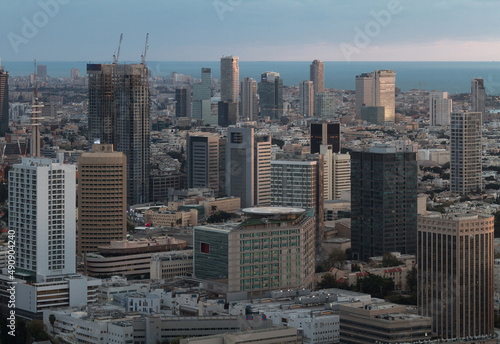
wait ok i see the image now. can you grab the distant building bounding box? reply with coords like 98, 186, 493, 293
450, 111, 482, 194
192, 68, 211, 120
175, 87, 192, 118
149, 171, 187, 202
429, 91, 452, 126
355, 70, 396, 121
258, 72, 283, 119
240, 77, 258, 121
360, 105, 385, 125
0, 66, 9, 136
218, 101, 238, 127
315, 92, 336, 120
220, 56, 239, 103
320, 145, 350, 200
418, 213, 494, 339
351, 143, 418, 261
310, 59, 325, 102
310, 122, 340, 154
77, 144, 127, 255
71, 68, 80, 79
187, 133, 220, 193
37, 64, 47, 79
471, 78, 486, 124
299, 80, 314, 117
226, 127, 271, 208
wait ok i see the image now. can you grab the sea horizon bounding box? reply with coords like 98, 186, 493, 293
3, 61, 500, 95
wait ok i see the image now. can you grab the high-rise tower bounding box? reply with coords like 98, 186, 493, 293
240, 77, 258, 121
193, 68, 211, 120
258, 72, 283, 119
187, 133, 220, 193
471, 78, 486, 124
299, 80, 314, 117
87, 63, 150, 205
310, 122, 340, 154
355, 70, 396, 122
429, 91, 452, 126
220, 56, 239, 103
77, 144, 127, 255
351, 143, 418, 261
310, 59, 324, 98
0, 63, 9, 136
418, 213, 494, 340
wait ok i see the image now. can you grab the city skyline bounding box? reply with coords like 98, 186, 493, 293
2, 1, 500, 61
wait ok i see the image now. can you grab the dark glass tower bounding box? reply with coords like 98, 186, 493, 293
351, 145, 418, 261
87, 63, 150, 205
310, 122, 340, 154
258, 72, 283, 120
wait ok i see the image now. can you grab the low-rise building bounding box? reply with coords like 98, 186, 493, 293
145, 208, 198, 228
180, 327, 301, 344
150, 250, 193, 281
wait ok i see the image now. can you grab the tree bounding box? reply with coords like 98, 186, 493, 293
356, 274, 394, 298
26, 319, 50, 343
207, 211, 233, 224
382, 252, 404, 267
406, 266, 417, 293
327, 248, 347, 269
49, 314, 56, 336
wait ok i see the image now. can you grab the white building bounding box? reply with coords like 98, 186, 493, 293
320, 145, 350, 200
122, 293, 161, 314
300, 80, 314, 117
315, 92, 336, 120
429, 91, 452, 126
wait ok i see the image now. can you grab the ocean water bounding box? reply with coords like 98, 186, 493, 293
4, 61, 500, 95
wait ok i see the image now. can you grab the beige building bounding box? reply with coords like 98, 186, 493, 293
340, 302, 432, 343
418, 213, 494, 339
320, 145, 350, 200
77, 144, 127, 255
150, 250, 193, 281
220, 55, 239, 103
355, 70, 396, 121
180, 327, 300, 344
144, 208, 198, 227
200, 196, 241, 215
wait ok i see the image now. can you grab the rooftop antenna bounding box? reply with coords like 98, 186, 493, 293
141, 33, 149, 65
113, 33, 123, 64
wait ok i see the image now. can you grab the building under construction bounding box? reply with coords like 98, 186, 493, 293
87, 63, 150, 205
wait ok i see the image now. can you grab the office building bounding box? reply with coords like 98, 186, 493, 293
193, 68, 211, 120
351, 143, 418, 261
220, 56, 239, 103
450, 111, 482, 194
340, 302, 432, 344
240, 77, 258, 121
77, 144, 127, 255
315, 91, 336, 120
299, 80, 314, 117
226, 127, 271, 208
0, 65, 9, 136
175, 87, 192, 117
310, 59, 324, 95
87, 63, 150, 205
471, 78, 486, 124
320, 145, 350, 200
37, 64, 47, 79
361, 106, 385, 125
271, 159, 324, 256
193, 207, 316, 299
418, 213, 494, 339
258, 72, 283, 119
429, 91, 452, 126
355, 70, 396, 121
310, 122, 340, 154
218, 101, 238, 126
187, 133, 220, 193
149, 171, 186, 202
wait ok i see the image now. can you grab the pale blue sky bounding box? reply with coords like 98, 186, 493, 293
1, 0, 500, 61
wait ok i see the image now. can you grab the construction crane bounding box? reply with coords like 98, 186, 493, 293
141, 33, 149, 65
113, 33, 123, 64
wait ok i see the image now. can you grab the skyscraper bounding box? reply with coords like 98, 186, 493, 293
240, 77, 258, 121
310, 122, 340, 154
310, 59, 324, 97
77, 144, 127, 255
218, 101, 238, 127
220, 56, 239, 103
355, 70, 396, 121
226, 127, 271, 208
187, 133, 220, 193
87, 63, 150, 205
11, 156, 76, 278
315, 92, 336, 120
299, 80, 314, 117
320, 145, 351, 200
450, 111, 482, 194
429, 91, 452, 126
192, 68, 211, 120
418, 213, 494, 339
351, 143, 418, 261
175, 86, 192, 118
258, 72, 283, 119
37, 64, 47, 80
0, 65, 9, 136
471, 78, 486, 124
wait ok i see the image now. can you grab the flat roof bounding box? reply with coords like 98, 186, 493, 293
242, 207, 306, 215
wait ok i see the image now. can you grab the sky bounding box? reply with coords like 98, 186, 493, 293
1, 0, 500, 62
